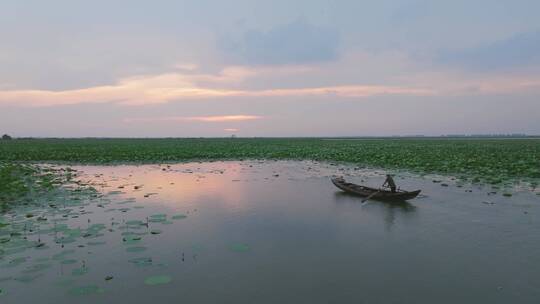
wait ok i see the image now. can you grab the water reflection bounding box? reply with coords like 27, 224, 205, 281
333, 191, 417, 230
2, 161, 540, 304
76, 163, 251, 211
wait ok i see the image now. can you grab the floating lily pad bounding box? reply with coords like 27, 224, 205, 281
68, 285, 104, 296
56, 237, 76, 245
148, 214, 167, 223
148, 218, 166, 223
128, 257, 153, 267
126, 220, 144, 226
150, 229, 162, 235
123, 235, 142, 245
87, 241, 106, 246
126, 246, 147, 253
144, 275, 172, 286
172, 214, 187, 220
35, 243, 49, 250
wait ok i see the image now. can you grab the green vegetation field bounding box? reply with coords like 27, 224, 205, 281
0, 163, 76, 209
1, 138, 539, 186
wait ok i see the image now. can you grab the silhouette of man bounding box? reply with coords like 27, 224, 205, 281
382, 174, 397, 193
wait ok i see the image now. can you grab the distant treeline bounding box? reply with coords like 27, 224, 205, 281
3, 134, 539, 140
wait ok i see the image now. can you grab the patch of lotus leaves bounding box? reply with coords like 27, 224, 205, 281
172, 214, 187, 220
148, 214, 167, 223
88, 223, 106, 230
68, 285, 105, 296
126, 246, 147, 253
126, 220, 144, 226
144, 275, 172, 286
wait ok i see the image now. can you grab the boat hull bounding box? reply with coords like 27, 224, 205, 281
331, 178, 421, 201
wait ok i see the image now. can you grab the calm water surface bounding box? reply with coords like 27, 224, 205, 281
1, 161, 539, 303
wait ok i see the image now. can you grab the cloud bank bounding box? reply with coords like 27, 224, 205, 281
220, 19, 340, 65
0, 65, 435, 107
438, 30, 540, 71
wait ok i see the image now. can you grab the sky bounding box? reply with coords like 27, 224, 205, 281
1, 0, 540, 137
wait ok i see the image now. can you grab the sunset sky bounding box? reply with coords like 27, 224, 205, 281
1, 0, 540, 137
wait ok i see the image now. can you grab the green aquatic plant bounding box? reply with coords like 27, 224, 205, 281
0, 162, 93, 210
126, 246, 147, 253
1, 138, 539, 185
128, 257, 153, 267
68, 285, 104, 296
144, 275, 172, 286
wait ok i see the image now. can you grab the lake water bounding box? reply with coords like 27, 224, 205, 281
1, 161, 539, 303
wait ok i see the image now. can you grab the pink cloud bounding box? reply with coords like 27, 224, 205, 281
124, 115, 263, 123
0, 64, 435, 107
2, 60, 538, 108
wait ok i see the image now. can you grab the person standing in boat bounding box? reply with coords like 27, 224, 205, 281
382, 174, 397, 193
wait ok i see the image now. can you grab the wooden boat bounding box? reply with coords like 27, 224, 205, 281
331, 177, 421, 201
